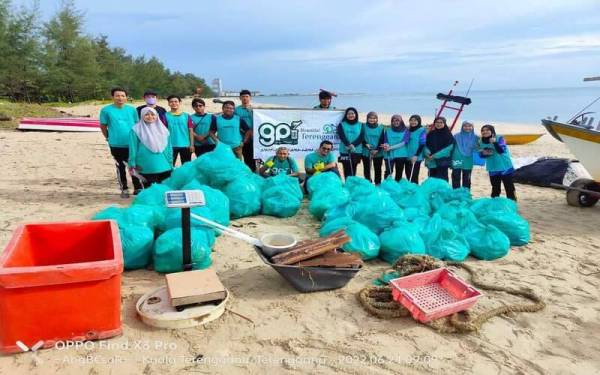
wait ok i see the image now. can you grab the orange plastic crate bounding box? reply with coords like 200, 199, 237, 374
390, 268, 481, 323
0, 221, 123, 354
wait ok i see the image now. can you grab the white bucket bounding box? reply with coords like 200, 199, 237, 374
259, 233, 297, 257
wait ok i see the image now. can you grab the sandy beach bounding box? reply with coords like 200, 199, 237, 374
0, 100, 599, 375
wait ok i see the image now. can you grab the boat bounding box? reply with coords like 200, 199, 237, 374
17, 117, 100, 132
541, 77, 600, 207
503, 133, 544, 145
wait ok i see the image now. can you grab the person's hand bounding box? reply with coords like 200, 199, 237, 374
264, 160, 274, 168
490, 137, 497, 143
411, 156, 417, 163
365, 144, 372, 150
189, 145, 195, 153
382, 143, 390, 152
128, 166, 137, 174
349, 144, 355, 152
370, 149, 378, 157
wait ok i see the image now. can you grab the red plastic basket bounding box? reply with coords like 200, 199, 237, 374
390, 268, 481, 323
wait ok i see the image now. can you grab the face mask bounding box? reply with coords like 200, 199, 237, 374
145, 97, 157, 105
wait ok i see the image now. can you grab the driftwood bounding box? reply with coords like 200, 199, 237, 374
271, 230, 350, 265
295, 250, 363, 268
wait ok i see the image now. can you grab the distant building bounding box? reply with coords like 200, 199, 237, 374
211, 78, 223, 96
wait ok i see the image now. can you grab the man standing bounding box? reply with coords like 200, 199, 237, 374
100, 87, 142, 198
313, 89, 336, 110
234, 89, 256, 171
190, 98, 216, 157
136, 90, 167, 125
165, 95, 195, 165
210, 100, 251, 160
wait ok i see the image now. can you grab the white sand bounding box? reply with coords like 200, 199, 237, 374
0, 100, 598, 374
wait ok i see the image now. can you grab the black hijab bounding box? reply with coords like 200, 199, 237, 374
480, 124, 496, 143
426, 116, 454, 153
409, 114, 422, 132
343, 107, 359, 125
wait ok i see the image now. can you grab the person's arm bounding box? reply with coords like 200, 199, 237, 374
289, 158, 300, 177
336, 123, 351, 147
186, 115, 195, 152
99, 108, 109, 141
240, 119, 252, 144
100, 124, 109, 141
209, 116, 218, 142
323, 154, 337, 170
493, 137, 506, 154
164, 136, 173, 167
128, 130, 138, 168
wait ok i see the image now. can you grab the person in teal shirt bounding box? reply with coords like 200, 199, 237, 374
128, 107, 173, 187
209, 100, 251, 160
190, 98, 216, 157
361, 111, 385, 184
303, 140, 339, 192
479, 124, 516, 200
336, 107, 364, 179
165, 95, 194, 165
382, 114, 410, 182
451, 121, 479, 189
234, 89, 257, 172
99, 87, 142, 198
406, 114, 427, 183
313, 90, 336, 110
259, 146, 300, 178
424, 116, 455, 182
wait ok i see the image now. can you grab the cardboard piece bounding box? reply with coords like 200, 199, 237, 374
166, 269, 226, 307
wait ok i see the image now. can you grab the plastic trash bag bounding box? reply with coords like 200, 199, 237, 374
163, 206, 217, 233
262, 173, 303, 201
478, 212, 530, 246
465, 223, 511, 260
420, 177, 452, 200
309, 188, 350, 220
421, 214, 469, 261
132, 183, 171, 207
391, 182, 431, 216
122, 204, 163, 231
261, 188, 302, 218
323, 203, 356, 223
153, 228, 214, 273
319, 218, 380, 260
470, 197, 518, 218
193, 143, 250, 188
92, 206, 126, 227
379, 224, 426, 264
223, 175, 263, 218
306, 172, 343, 197
182, 180, 231, 227
350, 190, 404, 234
119, 224, 154, 270
345, 176, 378, 198
163, 162, 197, 189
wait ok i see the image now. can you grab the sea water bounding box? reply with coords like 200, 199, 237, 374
253, 87, 600, 126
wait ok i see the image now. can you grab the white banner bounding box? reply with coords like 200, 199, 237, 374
252, 109, 344, 160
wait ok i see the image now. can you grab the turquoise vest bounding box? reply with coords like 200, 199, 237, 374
165, 112, 191, 147
191, 113, 215, 146
479, 136, 513, 173
384, 128, 409, 159
339, 121, 363, 154
216, 115, 242, 147
234, 106, 253, 129
407, 127, 425, 161
363, 124, 383, 157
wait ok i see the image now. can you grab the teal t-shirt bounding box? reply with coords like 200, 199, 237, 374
362, 124, 384, 157
304, 151, 335, 170
234, 106, 253, 129
191, 113, 215, 146
99, 104, 139, 147
165, 112, 192, 147
479, 136, 514, 173
338, 121, 363, 155
264, 156, 299, 176
384, 128, 409, 159
407, 127, 426, 161
215, 114, 243, 147
128, 130, 173, 174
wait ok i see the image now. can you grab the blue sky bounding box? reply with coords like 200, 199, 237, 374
17, 0, 600, 94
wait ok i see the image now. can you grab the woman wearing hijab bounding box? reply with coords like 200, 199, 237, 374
336, 107, 364, 179
424, 116, 455, 181
128, 107, 173, 188
451, 120, 479, 189
478, 124, 516, 200
406, 114, 427, 184
382, 114, 411, 181
361, 111, 385, 184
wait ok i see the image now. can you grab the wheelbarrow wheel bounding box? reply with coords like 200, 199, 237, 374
566, 178, 600, 207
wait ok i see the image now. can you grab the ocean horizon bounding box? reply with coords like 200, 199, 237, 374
253, 86, 600, 126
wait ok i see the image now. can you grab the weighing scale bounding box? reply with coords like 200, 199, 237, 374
136, 190, 229, 329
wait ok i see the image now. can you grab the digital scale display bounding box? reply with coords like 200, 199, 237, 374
165, 190, 206, 208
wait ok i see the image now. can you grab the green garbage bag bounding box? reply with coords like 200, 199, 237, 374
345, 176, 377, 198
306, 172, 343, 197
437, 201, 471, 223
263, 173, 303, 200
119, 224, 154, 270
421, 214, 469, 261
379, 224, 426, 264
163, 162, 197, 189
389, 181, 431, 216
350, 191, 404, 234
153, 228, 214, 273
223, 175, 263, 218
465, 223, 510, 260
420, 177, 452, 200
323, 203, 356, 223
319, 218, 380, 260
122, 204, 163, 231
379, 176, 404, 196
470, 197, 517, 218
163, 206, 216, 233
133, 183, 171, 207
92, 206, 126, 227
194, 143, 250, 188
308, 187, 350, 220
182, 180, 231, 227
439, 187, 472, 204
261, 188, 302, 218
478, 212, 530, 246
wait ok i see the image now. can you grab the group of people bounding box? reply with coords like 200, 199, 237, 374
99, 87, 516, 201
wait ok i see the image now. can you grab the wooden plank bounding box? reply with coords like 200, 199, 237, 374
295, 251, 363, 268
271, 231, 350, 265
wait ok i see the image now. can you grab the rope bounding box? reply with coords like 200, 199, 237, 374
357, 256, 546, 333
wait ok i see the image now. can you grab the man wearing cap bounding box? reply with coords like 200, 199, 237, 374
313, 90, 336, 110
234, 89, 256, 171
136, 90, 167, 125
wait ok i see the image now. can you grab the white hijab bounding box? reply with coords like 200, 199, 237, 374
133, 107, 169, 153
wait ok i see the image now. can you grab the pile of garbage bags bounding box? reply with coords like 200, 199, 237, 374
92, 143, 304, 271
313, 175, 529, 263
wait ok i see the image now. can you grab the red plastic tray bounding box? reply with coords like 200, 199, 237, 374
390, 268, 481, 323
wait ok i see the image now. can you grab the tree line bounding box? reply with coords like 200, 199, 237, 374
0, 0, 214, 103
